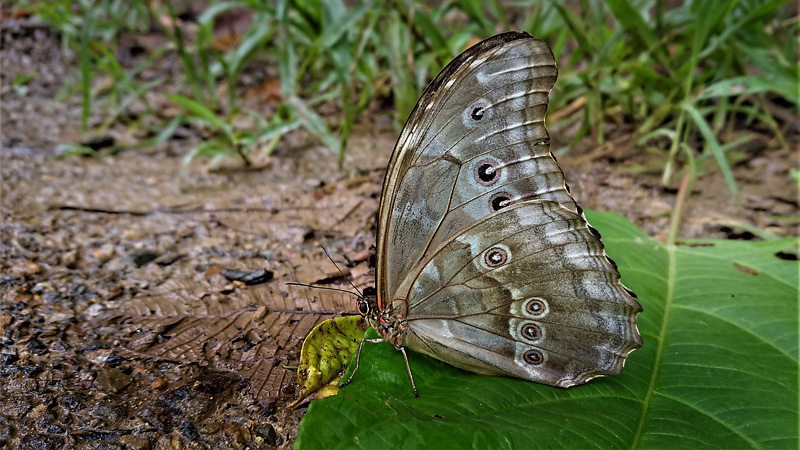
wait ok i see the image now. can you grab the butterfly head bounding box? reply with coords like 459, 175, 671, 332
356, 286, 381, 328
356, 286, 378, 316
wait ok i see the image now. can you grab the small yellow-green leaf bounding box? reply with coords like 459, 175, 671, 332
291, 315, 367, 407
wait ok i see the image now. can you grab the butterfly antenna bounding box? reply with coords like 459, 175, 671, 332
285, 282, 362, 298
321, 245, 364, 297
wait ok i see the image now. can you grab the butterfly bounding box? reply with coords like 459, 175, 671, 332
346, 31, 642, 396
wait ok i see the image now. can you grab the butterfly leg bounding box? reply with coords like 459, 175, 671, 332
340, 338, 384, 388
398, 346, 419, 397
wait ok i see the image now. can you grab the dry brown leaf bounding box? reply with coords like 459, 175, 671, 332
107, 273, 358, 401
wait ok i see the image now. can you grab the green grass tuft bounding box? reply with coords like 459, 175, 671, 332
15, 0, 797, 186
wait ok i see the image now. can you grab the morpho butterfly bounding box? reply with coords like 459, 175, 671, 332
346, 31, 642, 396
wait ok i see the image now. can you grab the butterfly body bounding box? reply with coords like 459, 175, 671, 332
358, 31, 642, 390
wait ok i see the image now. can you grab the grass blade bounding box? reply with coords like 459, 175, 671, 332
288, 95, 341, 157
166, 93, 233, 142
681, 101, 738, 196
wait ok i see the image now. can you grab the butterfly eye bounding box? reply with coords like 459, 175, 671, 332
484, 247, 508, 268
489, 192, 512, 212
474, 159, 500, 186
357, 299, 370, 316
523, 349, 544, 365
521, 323, 542, 341
525, 298, 547, 316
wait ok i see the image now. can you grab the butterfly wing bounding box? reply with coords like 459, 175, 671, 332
377, 32, 575, 307
396, 201, 642, 387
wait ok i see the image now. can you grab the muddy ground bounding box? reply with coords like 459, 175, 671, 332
1, 23, 798, 450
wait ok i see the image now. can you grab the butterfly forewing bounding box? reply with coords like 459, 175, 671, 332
396, 201, 642, 387
377, 32, 576, 309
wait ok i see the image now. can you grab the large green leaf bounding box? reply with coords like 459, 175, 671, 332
295, 211, 798, 449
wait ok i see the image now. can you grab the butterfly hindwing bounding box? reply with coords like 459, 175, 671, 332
394, 201, 642, 387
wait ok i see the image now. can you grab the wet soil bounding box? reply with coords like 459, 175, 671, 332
1, 24, 797, 450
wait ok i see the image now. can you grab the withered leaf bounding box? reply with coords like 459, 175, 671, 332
108, 271, 359, 401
